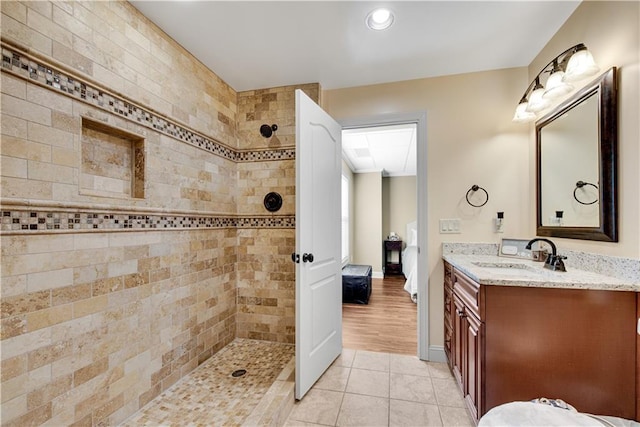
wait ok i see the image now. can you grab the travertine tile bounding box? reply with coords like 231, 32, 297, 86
346, 368, 390, 398
390, 372, 437, 404
122, 339, 293, 426
1, 115, 28, 139
439, 405, 474, 427
1, 94, 52, 126
390, 399, 443, 427
314, 365, 351, 392
333, 348, 356, 368
2, 2, 299, 426
432, 377, 466, 408
285, 349, 468, 427
336, 393, 389, 427
0, 136, 52, 162
428, 361, 454, 379
289, 388, 343, 426
390, 353, 432, 377
352, 350, 391, 372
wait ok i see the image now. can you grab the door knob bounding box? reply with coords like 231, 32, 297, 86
302, 253, 314, 263
291, 253, 300, 263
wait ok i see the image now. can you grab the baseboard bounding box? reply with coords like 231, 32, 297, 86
372, 271, 384, 279
428, 345, 447, 363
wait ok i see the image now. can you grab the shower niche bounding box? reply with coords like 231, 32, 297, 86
81, 117, 146, 199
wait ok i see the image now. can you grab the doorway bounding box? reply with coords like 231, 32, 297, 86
340, 113, 428, 360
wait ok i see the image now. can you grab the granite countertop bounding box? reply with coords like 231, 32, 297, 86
443, 254, 640, 292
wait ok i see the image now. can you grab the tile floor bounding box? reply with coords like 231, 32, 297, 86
285, 349, 474, 427
119, 341, 472, 427
121, 339, 295, 426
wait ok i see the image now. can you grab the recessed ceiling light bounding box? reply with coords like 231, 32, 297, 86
366, 8, 394, 31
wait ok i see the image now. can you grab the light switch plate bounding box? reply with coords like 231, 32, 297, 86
439, 218, 461, 234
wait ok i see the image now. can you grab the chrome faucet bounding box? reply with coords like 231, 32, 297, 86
525, 238, 567, 272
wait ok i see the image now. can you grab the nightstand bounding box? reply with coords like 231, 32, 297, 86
383, 240, 403, 277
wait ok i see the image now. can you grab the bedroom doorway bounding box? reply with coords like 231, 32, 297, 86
340, 113, 428, 360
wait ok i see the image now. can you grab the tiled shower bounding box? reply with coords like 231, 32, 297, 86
0, 1, 315, 424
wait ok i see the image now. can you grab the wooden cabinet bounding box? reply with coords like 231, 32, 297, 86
383, 240, 403, 276
444, 263, 638, 424
637, 292, 640, 420
443, 262, 453, 367
448, 265, 483, 422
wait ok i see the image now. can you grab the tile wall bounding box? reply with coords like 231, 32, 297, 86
1, 1, 317, 425
235, 84, 319, 344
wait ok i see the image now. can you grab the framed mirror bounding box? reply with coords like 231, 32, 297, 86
536, 67, 618, 242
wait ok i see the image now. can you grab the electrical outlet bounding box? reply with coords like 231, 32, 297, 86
439, 218, 461, 234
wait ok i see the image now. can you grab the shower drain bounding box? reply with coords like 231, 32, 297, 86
231, 369, 247, 378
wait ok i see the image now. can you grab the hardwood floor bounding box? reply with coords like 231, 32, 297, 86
342, 275, 417, 355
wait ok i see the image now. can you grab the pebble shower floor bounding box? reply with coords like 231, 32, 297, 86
120, 339, 294, 426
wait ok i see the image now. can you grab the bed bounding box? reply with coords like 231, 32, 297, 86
402, 220, 418, 303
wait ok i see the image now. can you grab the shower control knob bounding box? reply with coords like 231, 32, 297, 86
302, 253, 314, 263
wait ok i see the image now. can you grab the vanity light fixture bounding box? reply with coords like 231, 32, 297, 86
513, 43, 600, 123
366, 8, 394, 31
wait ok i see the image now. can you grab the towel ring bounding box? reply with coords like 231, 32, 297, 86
573, 181, 598, 205
466, 185, 489, 207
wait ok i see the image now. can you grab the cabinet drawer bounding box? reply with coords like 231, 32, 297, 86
453, 269, 481, 316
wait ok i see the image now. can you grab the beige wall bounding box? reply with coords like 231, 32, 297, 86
353, 172, 383, 272
528, 0, 640, 258
323, 68, 531, 348
382, 176, 417, 247
323, 1, 640, 352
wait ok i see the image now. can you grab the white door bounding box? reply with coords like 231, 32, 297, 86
295, 89, 343, 399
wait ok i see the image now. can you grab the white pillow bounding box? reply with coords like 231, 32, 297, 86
409, 229, 418, 246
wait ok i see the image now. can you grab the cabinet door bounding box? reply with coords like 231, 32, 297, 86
452, 295, 465, 388
444, 285, 453, 367
444, 264, 454, 369
465, 312, 482, 422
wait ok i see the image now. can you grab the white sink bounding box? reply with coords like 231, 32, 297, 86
471, 261, 539, 274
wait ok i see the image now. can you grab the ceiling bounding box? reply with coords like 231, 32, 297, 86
343, 124, 416, 177
130, 1, 581, 176
130, 1, 580, 92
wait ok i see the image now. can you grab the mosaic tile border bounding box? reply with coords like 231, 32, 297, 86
0, 42, 295, 163
0, 209, 294, 233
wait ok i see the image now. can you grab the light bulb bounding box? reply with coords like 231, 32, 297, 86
563, 49, 599, 82
366, 8, 394, 30
526, 86, 551, 113
512, 101, 536, 123
543, 71, 573, 99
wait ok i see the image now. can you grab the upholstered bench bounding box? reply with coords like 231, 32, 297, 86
342, 264, 372, 304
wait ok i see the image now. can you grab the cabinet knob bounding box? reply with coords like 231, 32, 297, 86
456, 309, 467, 318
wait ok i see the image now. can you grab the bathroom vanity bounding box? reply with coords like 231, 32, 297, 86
443, 255, 639, 424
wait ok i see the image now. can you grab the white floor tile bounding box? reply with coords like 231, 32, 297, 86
288, 388, 344, 426
336, 393, 389, 427
346, 368, 390, 398
390, 372, 437, 404
352, 350, 390, 372
389, 399, 443, 427
315, 365, 351, 392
